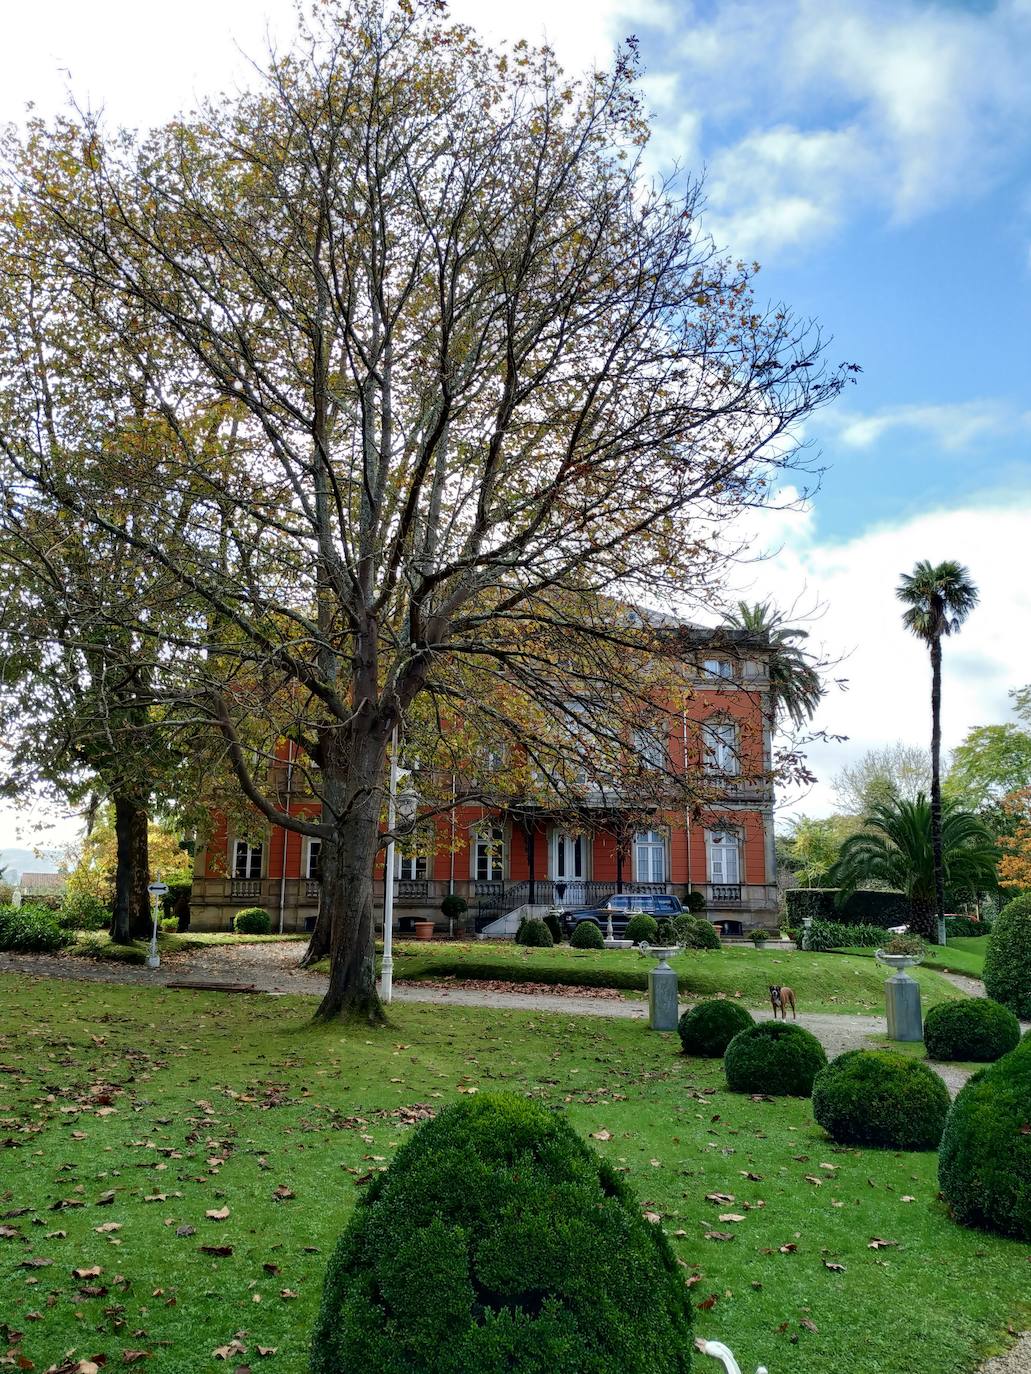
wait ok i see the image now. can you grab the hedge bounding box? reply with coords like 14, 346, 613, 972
310, 1093, 693, 1373
923, 998, 1021, 1063
944, 915, 989, 938
812, 1050, 949, 1150
786, 888, 911, 928
983, 893, 1031, 1019
939, 1039, 1031, 1241
723, 1021, 827, 1097
57, 891, 110, 931
678, 1000, 754, 1057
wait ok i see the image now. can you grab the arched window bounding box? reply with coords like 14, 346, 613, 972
474, 826, 505, 882
702, 718, 739, 775
707, 829, 741, 884
634, 829, 667, 884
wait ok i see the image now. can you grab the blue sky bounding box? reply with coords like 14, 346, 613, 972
1, 0, 1029, 849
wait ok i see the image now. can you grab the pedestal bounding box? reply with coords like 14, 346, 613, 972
885, 971, 922, 1042
648, 960, 680, 1031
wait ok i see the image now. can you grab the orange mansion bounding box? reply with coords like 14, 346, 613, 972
189, 628, 779, 936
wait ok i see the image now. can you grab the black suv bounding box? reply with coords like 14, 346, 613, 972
563, 892, 684, 939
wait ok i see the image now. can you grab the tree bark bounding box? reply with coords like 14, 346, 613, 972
929, 637, 946, 943
909, 895, 936, 940
110, 793, 135, 944
314, 807, 384, 1023
129, 804, 151, 939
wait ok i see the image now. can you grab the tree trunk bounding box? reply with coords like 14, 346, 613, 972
110, 793, 135, 944
909, 895, 936, 940
314, 807, 384, 1023
299, 842, 332, 968
929, 637, 946, 944
129, 805, 152, 939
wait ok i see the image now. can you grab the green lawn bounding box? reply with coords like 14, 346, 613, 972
66, 931, 309, 963
837, 937, 988, 980
386, 939, 965, 1015
1, 973, 1026, 1374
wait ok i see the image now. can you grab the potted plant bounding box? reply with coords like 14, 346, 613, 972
875, 932, 925, 974
750, 925, 772, 951
413, 917, 436, 941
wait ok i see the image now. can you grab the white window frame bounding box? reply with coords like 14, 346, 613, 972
702, 718, 739, 775
550, 830, 587, 881
397, 853, 429, 881
633, 829, 667, 884
632, 725, 667, 771
232, 838, 263, 880
703, 658, 734, 681
473, 826, 506, 882
707, 829, 741, 885
303, 837, 322, 881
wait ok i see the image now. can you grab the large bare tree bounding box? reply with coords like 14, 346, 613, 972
0, 1, 850, 1020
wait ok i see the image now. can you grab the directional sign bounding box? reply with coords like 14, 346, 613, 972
148, 882, 169, 896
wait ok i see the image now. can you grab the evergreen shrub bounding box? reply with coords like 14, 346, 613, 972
723, 1021, 827, 1097
234, 907, 272, 934
983, 893, 1031, 1018
624, 913, 659, 945
812, 1050, 949, 1150
515, 917, 554, 948
310, 1093, 693, 1373
0, 904, 70, 953
923, 998, 1021, 1063
677, 999, 754, 1057
570, 921, 604, 950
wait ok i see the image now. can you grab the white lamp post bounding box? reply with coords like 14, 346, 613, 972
146, 874, 169, 969
381, 728, 399, 1004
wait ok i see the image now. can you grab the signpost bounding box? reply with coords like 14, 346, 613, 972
147, 876, 169, 969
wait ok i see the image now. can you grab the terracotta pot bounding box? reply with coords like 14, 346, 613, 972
413, 920, 436, 941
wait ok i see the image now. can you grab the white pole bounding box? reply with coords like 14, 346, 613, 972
381, 725, 398, 1003
147, 871, 162, 969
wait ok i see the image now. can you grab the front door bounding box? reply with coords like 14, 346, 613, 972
552, 831, 586, 906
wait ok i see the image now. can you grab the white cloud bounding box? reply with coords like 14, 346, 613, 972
829, 401, 1031, 452
655, 0, 1031, 258
733, 495, 1031, 818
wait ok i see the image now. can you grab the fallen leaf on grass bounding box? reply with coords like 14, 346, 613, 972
801, 1318, 819, 1333
121, 1354, 149, 1365
704, 1231, 734, 1242
21, 1257, 53, 1269
213, 1342, 246, 1361
822, 1260, 846, 1273
718, 1214, 746, 1223
778, 1244, 797, 1254
95, 1223, 121, 1234
704, 1193, 734, 1205
199, 1245, 233, 1258
73, 1266, 103, 1279
279, 1289, 298, 1300
900, 1196, 915, 1203
643, 1211, 662, 1224
589, 1130, 611, 1141
868, 1238, 899, 1249
205, 1206, 230, 1221
272, 1186, 294, 1201
175, 1226, 195, 1238
697, 1294, 719, 1311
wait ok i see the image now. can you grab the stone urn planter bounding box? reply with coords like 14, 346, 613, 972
638, 943, 680, 1032
413, 919, 435, 941
875, 947, 924, 1041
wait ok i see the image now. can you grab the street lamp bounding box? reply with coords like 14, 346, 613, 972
146, 874, 169, 969
380, 729, 416, 1004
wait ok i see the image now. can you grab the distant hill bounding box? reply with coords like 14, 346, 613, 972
0, 847, 64, 885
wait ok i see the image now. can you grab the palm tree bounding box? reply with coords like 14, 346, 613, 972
896, 561, 979, 942
722, 601, 824, 728
826, 794, 997, 937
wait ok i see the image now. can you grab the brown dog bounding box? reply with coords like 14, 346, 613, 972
769, 984, 797, 1020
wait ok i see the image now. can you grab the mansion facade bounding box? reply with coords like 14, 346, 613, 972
189, 629, 779, 935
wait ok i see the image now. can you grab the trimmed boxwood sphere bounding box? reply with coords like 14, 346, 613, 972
233, 907, 271, 934
678, 1000, 754, 1057
570, 920, 604, 950
983, 893, 1031, 1019
939, 1040, 1031, 1241
515, 917, 554, 948
724, 1021, 827, 1097
924, 997, 1021, 1063
625, 913, 659, 944
310, 1094, 693, 1373
812, 1050, 950, 1150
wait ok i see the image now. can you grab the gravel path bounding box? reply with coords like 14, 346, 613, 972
0, 941, 1003, 1094
978, 1336, 1031, 1374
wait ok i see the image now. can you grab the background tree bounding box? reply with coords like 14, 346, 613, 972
832, 741, 932, 816
0, 1, 850, 1020
777, 813, 856, 888
896, 561, 979, 942
826, 794, 997, 937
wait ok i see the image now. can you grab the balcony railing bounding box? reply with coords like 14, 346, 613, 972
304, 880, 321, 901
710, 884, 742, 904
396, 879, 430, 900
229, 878, 263, 901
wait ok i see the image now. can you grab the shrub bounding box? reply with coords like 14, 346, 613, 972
441, 893, 468, 922
685, 890, 707, 913
570, 920, 604, 950
515, 916, 554, 948
724, 1021, 827, 1097
625, 912, 659, 945
678, 999, 754, 1057
785, 888, 911, 929
923, 998, 1021, 1063
57, 891, 110, 931
945, 915, 988, 938
656, 919, 675, 944
0, 904, 70, 953
749, 926, 772, 944
939, 1039, 1031, 1241
310, 1093, 693, 1374
543, 911, 562, 944
803, 919, 890, 952
233, 907, 272, 934
812, 1050, 949, 1150
677, 916, 720, 951
983, 893, 1031, 1019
